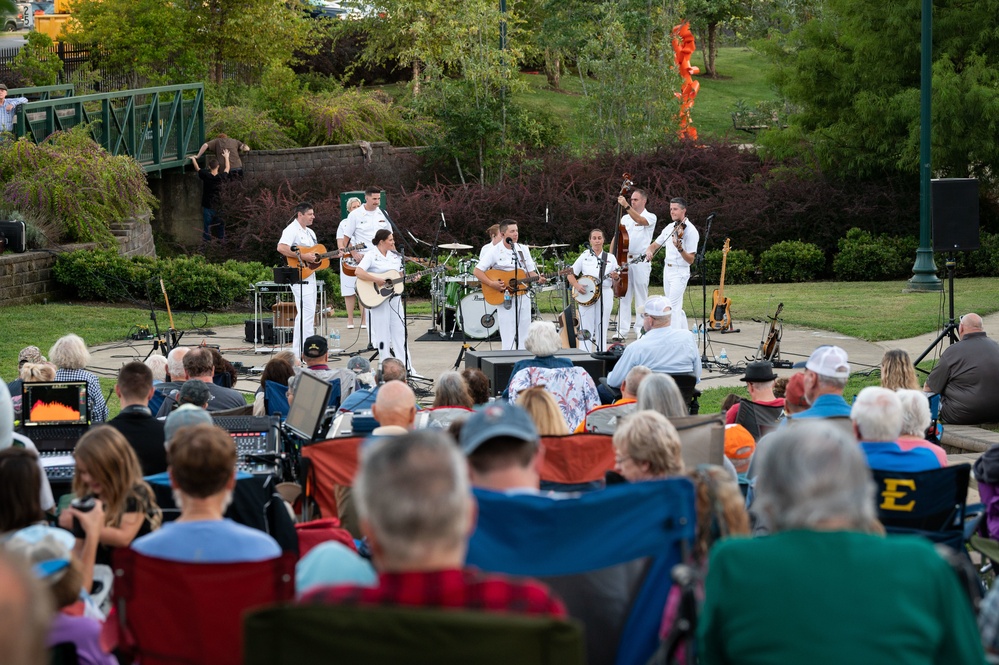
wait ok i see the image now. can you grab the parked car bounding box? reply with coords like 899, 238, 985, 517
304, 0, 349, 20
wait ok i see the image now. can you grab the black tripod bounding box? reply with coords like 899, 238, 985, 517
914, 255, 960, 366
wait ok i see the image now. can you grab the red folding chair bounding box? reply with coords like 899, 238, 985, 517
300, 436, 364, 521
110, 549, 296, 665
537, 433, 615, 492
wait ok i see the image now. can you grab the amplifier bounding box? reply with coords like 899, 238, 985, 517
466, 349, 606, 396
212, 415, 281, 475
245, 318, 277, 344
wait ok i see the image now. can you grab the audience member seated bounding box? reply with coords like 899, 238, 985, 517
612, 411, 684, 482
0, 448, 50, 536
658, 465, 749, 661
925, 312, 999, 424
7, 345, 47, 397
575, 365, 648, 433
156, 348, 246, 415
143, 354, 168, 385
880, 349, 920, 390
501, 321, 574, 400
368, 381, 417, 442
853, 387, 943, 472
300, 430, 566, 617
5, 525, 117, 664
636, 373, 688, 418
301, 335, 339, 383
724, 424, 755, 479
252, 357, 295, 416
209, 347, 238, 388
975, 447, 999, 543
49, 334, 109, 423
11, 361, 56, 422
0, 548, 52, 665
0, 382, 56, 515
462, 368, 491, 405
719, 392, 741, 415
781, 372, 808, 416
725, 361, 785, 424
516, 387, 570, 436
433, 371, 474, 409
459, 403, 542, 493
162, 347, 191, 388
339, 358, 407, 413
58, 426, 162, 567
698, 421, 985, 664
296, 540, 377, 598
179, 380, 211, 409
107, 362, 167, 476
772, 376, 788, 399
131, 424, 281, 562
789, 345, 852, 421
164, 404, 214, 445
896, 389, 948, 468
603, 297, 701, 402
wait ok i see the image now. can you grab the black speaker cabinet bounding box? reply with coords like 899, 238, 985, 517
245, 318, 276, 344
465, 349, 606, 396
932, 178, 980, 252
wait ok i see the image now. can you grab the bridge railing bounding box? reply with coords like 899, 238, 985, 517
12, 83, 204, 174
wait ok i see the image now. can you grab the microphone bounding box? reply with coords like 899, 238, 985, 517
706, 213, 716, 222
290, 245, 299, 252
440, 211, 447, 229
505, 237, 514, 246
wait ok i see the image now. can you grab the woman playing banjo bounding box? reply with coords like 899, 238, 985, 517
567, 228, 620, 352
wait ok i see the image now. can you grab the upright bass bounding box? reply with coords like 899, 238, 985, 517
609, 173, 633, 298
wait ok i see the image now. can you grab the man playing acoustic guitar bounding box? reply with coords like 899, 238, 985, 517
277, 202, 320, 362
473, 220, 543, 350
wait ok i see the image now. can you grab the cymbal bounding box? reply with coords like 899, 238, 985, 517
440, 243, 473, 250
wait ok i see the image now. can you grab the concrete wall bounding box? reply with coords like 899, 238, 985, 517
148, 142, 423, 246
0, 215, 156, 307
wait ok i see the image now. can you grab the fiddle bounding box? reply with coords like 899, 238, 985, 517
610, 173, 633, 299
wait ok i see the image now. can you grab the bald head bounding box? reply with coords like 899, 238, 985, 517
960, 313, 984, 338
372, 380, 417, 429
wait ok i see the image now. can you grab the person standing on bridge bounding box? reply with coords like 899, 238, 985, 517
0, 84, 28, 133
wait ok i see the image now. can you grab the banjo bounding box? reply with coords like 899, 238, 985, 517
573, 276, 602, 306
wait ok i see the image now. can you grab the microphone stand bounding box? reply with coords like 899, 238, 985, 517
511, 238, 521, 350
697, 215, 714, 364
292, 245, 306, 361
597, 248, 607, 353
429, 212, 445, 336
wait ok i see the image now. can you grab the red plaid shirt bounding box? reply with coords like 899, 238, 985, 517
300, 567, 567, 618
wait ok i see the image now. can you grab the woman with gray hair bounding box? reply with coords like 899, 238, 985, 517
635, 373, 688, 418
698, 421, 985, 664
500, 321, 574, 399
49, 334, 109, 422
895, 389, 948, 467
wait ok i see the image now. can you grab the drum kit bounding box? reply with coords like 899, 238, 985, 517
429, 242, 572, 340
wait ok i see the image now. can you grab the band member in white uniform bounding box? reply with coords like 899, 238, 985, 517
614, 188, 656, 339
335, 197, 365, 329
567, 229, 620, 352
474, 220, 542, 350
355, 229, 416, 373
647, 197, 699, 330
276, 202, 319, 362
340, 187, 390, 335
478, 223, 501, 263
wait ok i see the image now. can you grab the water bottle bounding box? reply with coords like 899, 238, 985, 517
503, 290, 512, 310
719, 348, 729, 365
329, 328, 342, 353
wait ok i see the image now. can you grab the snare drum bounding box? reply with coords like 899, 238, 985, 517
444, 282, 464, 309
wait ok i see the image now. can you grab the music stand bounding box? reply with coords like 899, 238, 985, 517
273, 267, 303, 285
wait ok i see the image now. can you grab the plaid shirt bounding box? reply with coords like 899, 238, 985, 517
55, 368, 109, 423
301, 568, 567, 618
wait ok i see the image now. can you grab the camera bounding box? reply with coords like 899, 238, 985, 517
70, 495, 97, 538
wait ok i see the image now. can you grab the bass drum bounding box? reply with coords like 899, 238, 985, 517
459, 292, 500, 340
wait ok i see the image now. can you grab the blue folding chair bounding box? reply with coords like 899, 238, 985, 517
466, 479, 696, 665
266, 380, 291, 419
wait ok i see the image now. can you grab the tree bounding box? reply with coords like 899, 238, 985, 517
13, 31, 63, 86
683, 0, 748, 77
756, 0, 999, 186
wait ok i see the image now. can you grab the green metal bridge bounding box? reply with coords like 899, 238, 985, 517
10, 83, 204, 175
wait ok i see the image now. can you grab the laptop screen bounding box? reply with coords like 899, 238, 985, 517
285, 371, 332, 441
21, 381, 89, 427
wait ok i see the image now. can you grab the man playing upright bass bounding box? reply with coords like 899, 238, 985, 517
614, 188, 657, 340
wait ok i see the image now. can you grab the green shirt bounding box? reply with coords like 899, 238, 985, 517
698, 530, 986, 665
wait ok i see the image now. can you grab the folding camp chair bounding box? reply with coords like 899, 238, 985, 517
871, 464, 972, 552
733, 398, 784, 441
670, 413, 725, 468
244, 604, 585, 665
265, 380, 291, 419
668, 374, 701, 415
300, 436, 364, 522
110, 549, 296, 665
537, 433, 614, 492
466, 479, 696, 665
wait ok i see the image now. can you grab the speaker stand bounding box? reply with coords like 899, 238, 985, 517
914, 255, 960, 366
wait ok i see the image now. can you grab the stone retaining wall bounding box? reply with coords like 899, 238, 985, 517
0, 215, 156, 307
242, 141, 420, 181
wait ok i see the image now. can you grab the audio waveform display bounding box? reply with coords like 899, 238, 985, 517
29, 400, 82, 423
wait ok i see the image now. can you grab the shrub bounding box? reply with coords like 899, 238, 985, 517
966, 232, 999, 277
298, 88, 430, 147
154, 257, 248, 310
205, 106, 299, 151
52, 249, 156, 301
12, 31, 63, 87
833, 228, 913, 281
703, 248, 756, 285
759, 240, 825, 282
0, 127, 156, 244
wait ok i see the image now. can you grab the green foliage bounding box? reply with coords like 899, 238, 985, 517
0, 128, 156, 244
967, 233, 999, 277
704, 248, 756, 284
299, 88, 429, 147
832, 228, 913, 281
759, 240, 825, 282
53, 251, 261, 311
206, 106, 298, 151
12, 31, 63, 86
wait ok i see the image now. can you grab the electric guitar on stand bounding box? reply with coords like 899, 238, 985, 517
709, 238, 733, 331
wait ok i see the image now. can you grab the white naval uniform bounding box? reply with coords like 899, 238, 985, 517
335, 218, 356, 296
571, 249, 619, 352
278, 219, 318, 360
653, 218, 699, 330
357, 249, 414, 371
617, 209, 657, 336
476, 242, 538, 350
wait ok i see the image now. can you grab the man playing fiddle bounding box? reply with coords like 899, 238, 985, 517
614, 188, 657, 340
647, 197, 699, 330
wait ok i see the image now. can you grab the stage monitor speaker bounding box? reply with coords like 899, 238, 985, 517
466, 349, 606, 396
932, 178, 980, 252
245, 318, 276, 345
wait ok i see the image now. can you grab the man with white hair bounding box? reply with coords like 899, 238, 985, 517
299, 430, 566, 617
853, 387, 942, 472
924, 312, 999, 424
791, 345, 852, 420
604, 296, 701, 396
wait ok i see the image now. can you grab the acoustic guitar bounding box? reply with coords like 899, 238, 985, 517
286, 243, 366, 280
762, 302, 784, 360
356, 266, 445, 309
709, 238, 732, 331
481, 267, 574, 306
